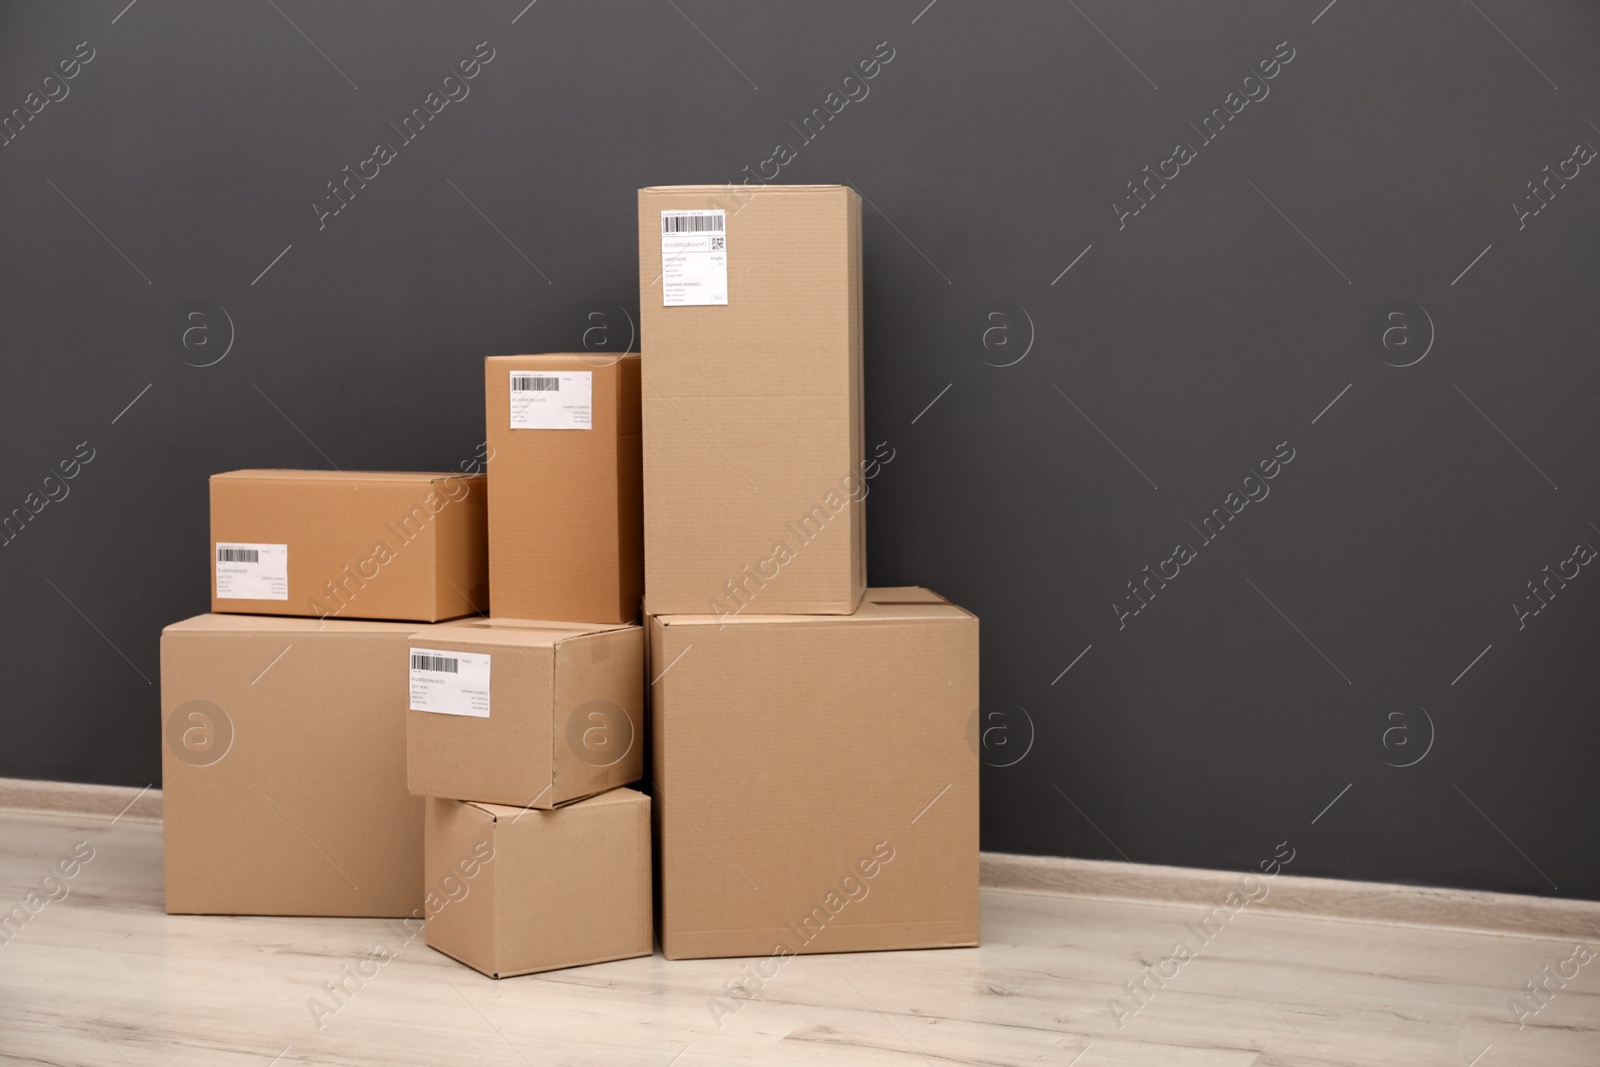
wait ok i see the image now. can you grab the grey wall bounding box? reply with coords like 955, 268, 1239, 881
2, 1, 1595, 900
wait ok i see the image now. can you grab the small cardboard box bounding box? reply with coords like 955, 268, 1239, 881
485, 354, 643, 624
161, 614, 438, 916
424, 790, 653, 978
406, 619, 644, 808
649, 587, 979, 959
636, 184, 866, 616
209, 470, 487, 623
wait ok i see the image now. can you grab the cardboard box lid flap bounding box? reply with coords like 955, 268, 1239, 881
487, 353, 630, 367
455, 617, 630, 633
657, 589, 972, 628
164, 613, 427, 636
430, 619, 633, 649
640, 184, 851, 195
464, 789, 646, 821
865, 587, 949, 606
212, 470, 481, 486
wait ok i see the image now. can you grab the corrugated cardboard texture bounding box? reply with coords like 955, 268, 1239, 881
161, 614, 431, 916
649, 587, 979, 959
209, 470, 488, 622
424, 790, 653, 978
636, 185, 865, 616
406, 620, 644, 808
485, 354, 643, 624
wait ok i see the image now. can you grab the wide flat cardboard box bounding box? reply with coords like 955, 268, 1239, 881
209, 469, 487, 622
161, 614, 441, 916
649, 587, 978, 959
424, 790, 652, 978
484, 354, 642, 624
636, 184, 866, 616
407, 618, 644, 808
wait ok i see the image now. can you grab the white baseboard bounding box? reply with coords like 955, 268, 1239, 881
982, 851, 1600, 941
3, 777, 1592, 938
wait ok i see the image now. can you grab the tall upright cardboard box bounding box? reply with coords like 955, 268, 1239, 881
637, 184, 866, 616
649, 587, 979, 959
484, 354, 642, 624
161, 614, 440, 916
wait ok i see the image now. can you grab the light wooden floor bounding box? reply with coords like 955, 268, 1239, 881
1, 809, 1595, 1066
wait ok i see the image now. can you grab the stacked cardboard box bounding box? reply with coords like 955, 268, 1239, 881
638, 185, 865, 616
484, 354, 642, 624
637, 184, 980, 958
165, 450, 654, 972
163, 470, 489, 916
159, 180, 979, 978
405, 615, 653, 977
405, 353, 652, 977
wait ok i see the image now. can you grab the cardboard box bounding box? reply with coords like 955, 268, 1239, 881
484, 354, 643, 624
161, 613, 442, 916
636, 184, 866, 616
406, 618, 644, 808
209, 470, 487, 622
649, 587, 978, 959
424, 790, 653, 978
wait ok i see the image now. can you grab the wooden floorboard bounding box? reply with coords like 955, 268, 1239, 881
1, 809, 1596, 1065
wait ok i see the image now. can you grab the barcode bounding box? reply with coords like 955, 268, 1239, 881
412, 653, 459, 674
662, 212, 725, 234
217, 547, 259, 563
511, 374, 560, 392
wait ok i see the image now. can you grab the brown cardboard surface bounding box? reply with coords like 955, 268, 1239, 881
161, 614, 437, 916
648, 587, 979, 959
485, 354, 642, 624
406, 619, 644, 808
424, 790, 652, 978
636, 184, 866, 616
209, 469, 487, 622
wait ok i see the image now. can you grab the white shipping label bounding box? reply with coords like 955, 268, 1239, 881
661, 209, 728, 306
215, 542, 288, 600
509, 370, 592, 430
409, 648, 491, 718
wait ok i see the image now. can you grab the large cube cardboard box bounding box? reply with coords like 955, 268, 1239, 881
424, 790, 653, 978
161, 614, 437, 916
210, 470, 487, 622
636, 184, 866, 616
484, 353, 643, 624
407, 619, 644, 809
649, 587, 978, 959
